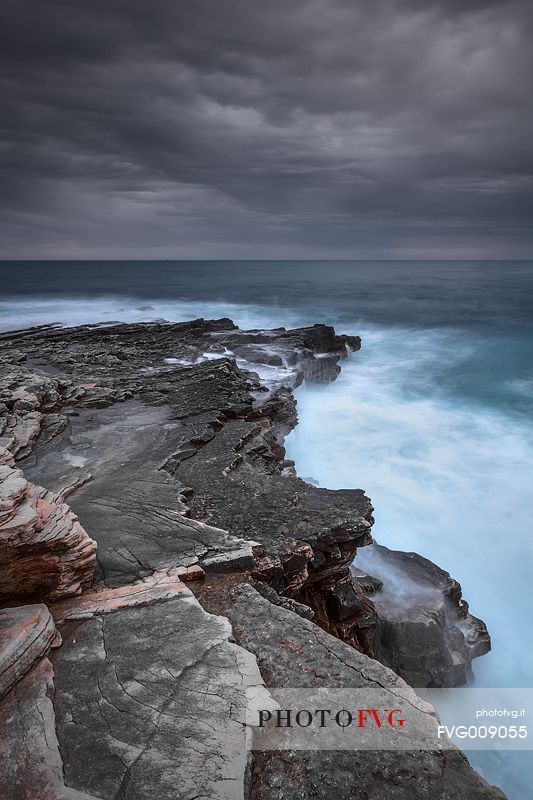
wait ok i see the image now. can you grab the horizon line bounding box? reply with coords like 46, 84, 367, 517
1, 258, 532, 264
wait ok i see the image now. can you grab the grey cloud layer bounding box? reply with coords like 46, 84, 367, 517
1, 0, 531, 258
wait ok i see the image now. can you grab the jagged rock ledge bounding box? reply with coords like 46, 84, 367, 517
0, 318, 505, 800
355, 543, 491, 687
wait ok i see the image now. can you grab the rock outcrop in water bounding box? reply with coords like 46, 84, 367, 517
355, 543, 491, 687
0, 319, 505, 800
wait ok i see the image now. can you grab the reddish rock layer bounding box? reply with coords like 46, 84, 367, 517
0, 604, 60, 700
0, 446, 96, 603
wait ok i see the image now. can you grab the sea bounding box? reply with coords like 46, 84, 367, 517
1, 259, 532, 798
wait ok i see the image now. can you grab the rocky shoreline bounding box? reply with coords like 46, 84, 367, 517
0, 319, 504, 799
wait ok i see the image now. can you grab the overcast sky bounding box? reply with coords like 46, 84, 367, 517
1, 0, 532, 259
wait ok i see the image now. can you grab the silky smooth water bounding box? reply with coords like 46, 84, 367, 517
1, 260, 532, 797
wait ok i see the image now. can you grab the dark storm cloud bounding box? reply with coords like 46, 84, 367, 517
0, 0, 532, 258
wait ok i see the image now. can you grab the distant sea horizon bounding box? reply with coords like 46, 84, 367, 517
2, 257, 532, 262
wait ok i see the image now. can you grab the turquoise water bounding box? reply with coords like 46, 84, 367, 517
1, 260, 532, 797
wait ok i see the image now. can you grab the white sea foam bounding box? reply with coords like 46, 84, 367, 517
0, 296, 306, 333
63, 451, 88, 468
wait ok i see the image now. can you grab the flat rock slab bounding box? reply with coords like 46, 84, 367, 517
49, 569, 191, 622
50, 584, 271, 800
22, 400, 260, 586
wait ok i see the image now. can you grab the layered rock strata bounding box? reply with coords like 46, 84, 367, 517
0, 604, 60, 698
0, 445, 96, 602
0, 604, 96, 800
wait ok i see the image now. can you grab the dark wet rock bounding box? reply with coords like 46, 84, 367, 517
176, 407, 379, 654
0, 319, 490, 675
211, 323, 360, 387
356, 543, 491, 687
249, 578, 315, 620
350, 563, 384, 593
